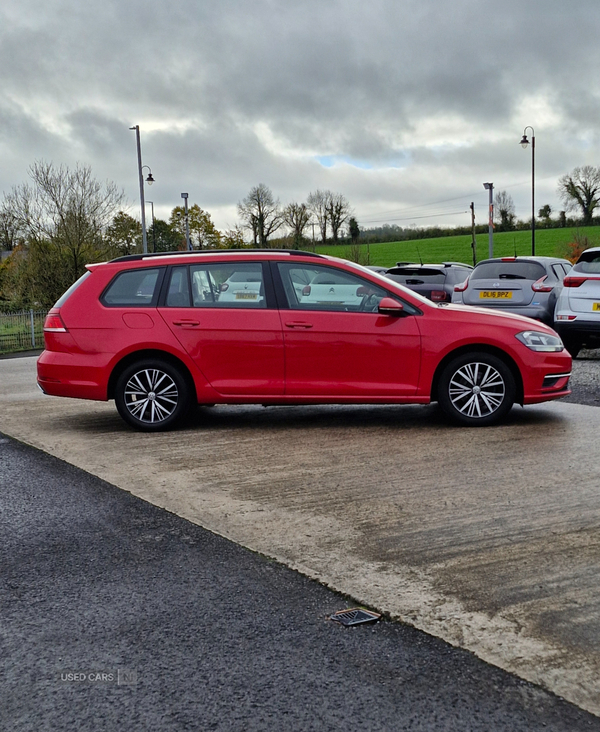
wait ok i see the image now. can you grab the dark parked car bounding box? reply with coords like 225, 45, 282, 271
383, 262, 474, 302
452, 256, 572, 325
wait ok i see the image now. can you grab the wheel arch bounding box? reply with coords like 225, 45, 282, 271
107, 349, 197, 402
430, 344, 524, 405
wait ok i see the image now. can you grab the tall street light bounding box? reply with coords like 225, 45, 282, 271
129, 125, 155, 254
520, 126, 535, 256
181, 193, 191, 250
146, 200, 156, 253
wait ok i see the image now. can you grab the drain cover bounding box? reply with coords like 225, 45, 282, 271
330, 608, 381, 626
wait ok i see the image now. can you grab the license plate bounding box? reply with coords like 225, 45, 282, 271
593, 303, 600, 311
235, 291, 258, 300
480, 291, 512, 299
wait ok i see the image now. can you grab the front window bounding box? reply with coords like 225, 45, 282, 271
277, 263, 389, 312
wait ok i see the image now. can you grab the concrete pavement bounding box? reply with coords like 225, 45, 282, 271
2, 356, 600, 716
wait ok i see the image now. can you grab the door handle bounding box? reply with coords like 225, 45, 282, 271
172, 320, 200, 327
285, 321, 313, 329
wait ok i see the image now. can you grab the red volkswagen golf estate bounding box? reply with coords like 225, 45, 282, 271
37, 249, 572, 430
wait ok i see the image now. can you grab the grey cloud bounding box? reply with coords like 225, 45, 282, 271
2, 0, 600, 230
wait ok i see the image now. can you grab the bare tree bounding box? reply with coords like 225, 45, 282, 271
282, 202, 311, 249
325, 191, 351, 242
0, 210, 22, 251
2, 161, 125, 281
238, 184, 283, 247
558, 165, 600, 225
307, 189, 329, 244
0, 161, 125, 306
494, 190, 516, 230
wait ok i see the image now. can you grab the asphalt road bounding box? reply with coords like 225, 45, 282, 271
2, 434, 600, 732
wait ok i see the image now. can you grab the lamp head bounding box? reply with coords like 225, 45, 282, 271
520, 134, 529, 149
145, 172, 154, 185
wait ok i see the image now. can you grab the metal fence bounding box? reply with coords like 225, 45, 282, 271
0, 310, 47, 354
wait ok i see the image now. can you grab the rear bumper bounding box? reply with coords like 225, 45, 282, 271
37, 350, 109, 401
554, 319, 600, 340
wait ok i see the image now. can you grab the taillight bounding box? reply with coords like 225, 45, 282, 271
431, 290, 448, 302
43, 311, 67, 332
563, 276, 587, 288
302, 285, 311, 296
454, 278, 469, 292
532, 275, 553, 293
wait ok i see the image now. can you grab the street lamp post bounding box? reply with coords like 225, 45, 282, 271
520, 126, 535, 256
181, 193, 191, 250
129, 125, 155, 254
483, 182, 494, 259
146, 200, 156, 253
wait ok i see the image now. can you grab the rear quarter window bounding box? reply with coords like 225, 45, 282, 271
101, 268, 163, 307
54, 271, 92, 307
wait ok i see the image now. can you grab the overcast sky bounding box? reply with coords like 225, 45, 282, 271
2, 0, 600, 236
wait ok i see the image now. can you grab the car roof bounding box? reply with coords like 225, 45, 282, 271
109, 248, 326, 264
388, 262, 472, 271
474, 256, 570, 265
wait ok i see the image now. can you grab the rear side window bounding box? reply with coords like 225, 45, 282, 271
576, 252, 600, 274
162, 263, 267, 308
102, 268, 162, 306
471, 262, 546, 281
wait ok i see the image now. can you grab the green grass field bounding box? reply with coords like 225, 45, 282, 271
315, 226, 600, 267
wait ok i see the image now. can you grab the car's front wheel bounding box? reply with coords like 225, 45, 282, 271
438, 352, 515, 426
115, 359, 191, 431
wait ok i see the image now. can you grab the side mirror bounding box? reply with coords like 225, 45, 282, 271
378, 297, 405, 316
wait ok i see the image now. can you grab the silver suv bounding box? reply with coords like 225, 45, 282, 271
555, 247, 600, 357
452, 256, 571, 325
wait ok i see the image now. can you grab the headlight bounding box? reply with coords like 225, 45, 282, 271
515, 330, 564, 352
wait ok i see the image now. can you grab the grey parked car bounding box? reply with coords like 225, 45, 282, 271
383, 262, 473, 302
452, 256, 572, 325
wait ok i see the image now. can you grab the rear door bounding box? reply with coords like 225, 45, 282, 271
159, 262, 284, 396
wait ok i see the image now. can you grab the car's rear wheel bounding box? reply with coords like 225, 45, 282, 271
438, 352, 515, 426
115, 359, 191, 431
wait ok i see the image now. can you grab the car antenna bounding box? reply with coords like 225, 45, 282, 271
416, 246, 423, 266
514, 237, 517, 258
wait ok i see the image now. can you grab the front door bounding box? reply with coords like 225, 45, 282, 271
274, 262, 421, 397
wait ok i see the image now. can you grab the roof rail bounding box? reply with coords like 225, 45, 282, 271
110, 248, 325, 263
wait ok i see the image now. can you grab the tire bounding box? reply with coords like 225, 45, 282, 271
115, 359, 191, 431
438, 352, 515, 426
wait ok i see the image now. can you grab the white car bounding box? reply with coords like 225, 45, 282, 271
217, 270, 264, 305
555, 246, 600, 357
299, 271, 376, 309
